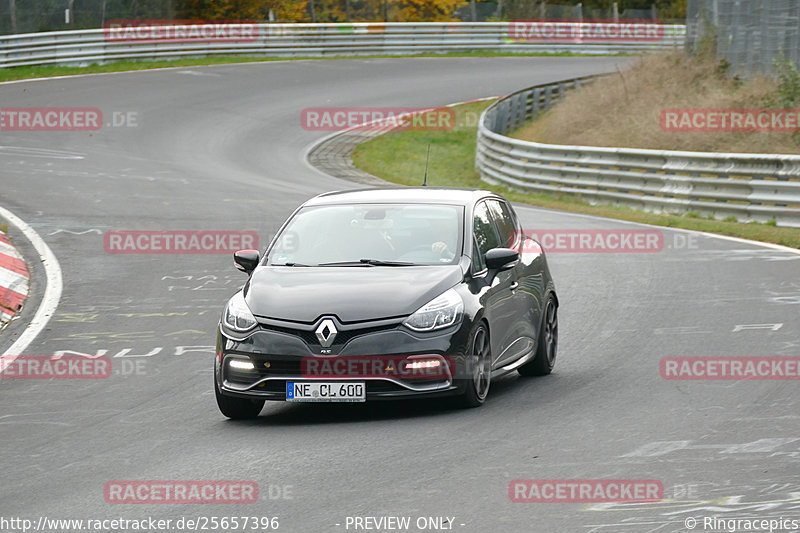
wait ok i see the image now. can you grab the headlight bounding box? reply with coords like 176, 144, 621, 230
222, 292, 258, 332
403, 288, 463, 332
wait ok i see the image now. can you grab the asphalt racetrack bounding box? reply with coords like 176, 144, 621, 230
0, 57, 798, 533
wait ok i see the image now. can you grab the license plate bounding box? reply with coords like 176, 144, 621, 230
286, 381, 366, 402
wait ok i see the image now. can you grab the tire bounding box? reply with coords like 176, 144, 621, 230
458, 323, 492, 408
518, 295, 558, 377
215, 373, 264, 419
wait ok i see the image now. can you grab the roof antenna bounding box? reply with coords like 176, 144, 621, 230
422, 144, 431, 187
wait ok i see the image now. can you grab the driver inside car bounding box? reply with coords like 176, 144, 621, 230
429, 219, 457, 262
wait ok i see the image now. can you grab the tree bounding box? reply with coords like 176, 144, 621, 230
176, 0, 269, 20
392, 0, 467, 22
272, 0, 308, 21
659, 0, 687, 19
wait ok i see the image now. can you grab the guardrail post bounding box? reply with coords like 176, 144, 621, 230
531, 88, 542, 121
557, 83, 566, 104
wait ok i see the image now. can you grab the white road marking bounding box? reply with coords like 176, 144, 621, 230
0, 146, 85, 159
732, 323, 783, 332
0, 206, 63, 366
47, 229, 102, 235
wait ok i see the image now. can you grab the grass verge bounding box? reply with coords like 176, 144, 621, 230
352, 101, 800, 250
512, 51, 800, 154
0, 50, 603, 83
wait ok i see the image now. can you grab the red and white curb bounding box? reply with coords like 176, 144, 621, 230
0, 231, 29, 325
0, 206, 61, 366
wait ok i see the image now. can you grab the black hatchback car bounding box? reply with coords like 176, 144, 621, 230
215, 187, 558, 418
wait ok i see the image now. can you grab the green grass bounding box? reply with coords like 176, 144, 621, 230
352, 101, 800, 250
0, 50, 608, 83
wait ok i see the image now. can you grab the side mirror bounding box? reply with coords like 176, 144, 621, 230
485, 247, 519, 272
233, 249, 260, 274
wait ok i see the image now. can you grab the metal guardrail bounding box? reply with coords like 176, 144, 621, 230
0, 22, 685, 68
476, 78, 800, 227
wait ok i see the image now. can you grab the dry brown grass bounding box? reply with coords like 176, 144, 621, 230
513, 51, 800, 154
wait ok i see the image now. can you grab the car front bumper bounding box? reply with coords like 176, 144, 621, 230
215, 319, 472, 401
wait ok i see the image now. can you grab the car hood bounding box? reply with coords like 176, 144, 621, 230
244, 265, 464, 323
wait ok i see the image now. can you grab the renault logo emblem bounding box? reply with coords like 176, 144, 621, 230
315, 319, 338, 348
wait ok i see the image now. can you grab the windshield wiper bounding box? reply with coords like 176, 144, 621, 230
272, 262, 312, 267
359, 259, 416, 266
317, 259, 416, 267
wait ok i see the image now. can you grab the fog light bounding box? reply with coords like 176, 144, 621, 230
229, 359, 255, 371
403, 359, 441, 370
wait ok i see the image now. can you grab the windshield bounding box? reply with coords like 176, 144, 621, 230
267, 203, 464, 266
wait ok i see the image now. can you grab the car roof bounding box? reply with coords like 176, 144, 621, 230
304, 187, 501, 207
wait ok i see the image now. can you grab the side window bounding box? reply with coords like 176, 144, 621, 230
472, 237, 486, 272
473, 201, 501, 257
487, 200, 520, 250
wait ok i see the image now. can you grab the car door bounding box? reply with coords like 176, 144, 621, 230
485, 199, 539, 367
472, 200, 518, 368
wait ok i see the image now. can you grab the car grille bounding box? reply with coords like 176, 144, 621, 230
251, 356, 302, 376
258, 322, 399, 348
